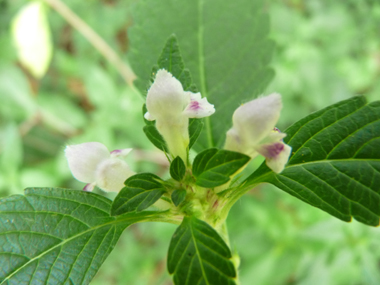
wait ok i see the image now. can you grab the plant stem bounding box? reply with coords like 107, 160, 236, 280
43, 0, 137, 87
219, 221, 241, 285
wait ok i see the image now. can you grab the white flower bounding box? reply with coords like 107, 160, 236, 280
224, 93, 291, 173
65, 142, 134, 192
145, 69, 215, 161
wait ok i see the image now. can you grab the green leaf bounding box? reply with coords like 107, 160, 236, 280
111, 173, 166, 215
143, 125, 169, 152
129, 0, 274, 149
193, 148, 250, 187
0, 188, 156, 284
189, 118, 204, 150
156, 34, 197, 92
167, 216, 236, 285
170, 156, 186, 181
246, 96, 380, 226
171, 189, 187, 206
142, 103, 168, 151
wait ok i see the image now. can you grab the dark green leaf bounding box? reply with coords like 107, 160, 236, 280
129, 0, 274, 149
167, 216, 236, 285
112, 173, 166, 215
189, 118, 204, 150
193, 148, 250, 187
246, 97, 380, 226
171, 189, 187, 206
0, 188, 157, 284
156, 34, 196, 92
143, 125, 168, 152
170, 156, 186, 181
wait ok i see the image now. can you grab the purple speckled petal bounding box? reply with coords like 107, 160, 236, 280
182, 92, 215, 118
256, 142, 292, 173
257, 142, 285, 159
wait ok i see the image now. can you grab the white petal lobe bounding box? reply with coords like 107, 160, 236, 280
183, 92, 215, 118
96, 158, 135, 192
65, 142, 110, 183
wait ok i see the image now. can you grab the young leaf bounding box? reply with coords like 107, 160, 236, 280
111, 173, 166, 215
170, 156, 186, 181
0, 188, 158, 284
156, 34, 195, 92
129, 0, 274, 149
171, 189, 187, 206
246, 96, 380, 226
189, 118, 204, 149
193, 148, 250, 187
143, 125, 169, 152
167, 216, 236, 285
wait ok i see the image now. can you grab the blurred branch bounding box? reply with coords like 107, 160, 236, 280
43, 0, 137, 87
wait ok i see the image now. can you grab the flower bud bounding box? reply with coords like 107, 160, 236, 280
65, 142, 134, 192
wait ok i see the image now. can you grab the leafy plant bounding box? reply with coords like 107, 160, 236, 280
0, 0, 379, 284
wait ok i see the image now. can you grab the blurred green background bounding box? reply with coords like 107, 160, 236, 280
1, 0, 380, 284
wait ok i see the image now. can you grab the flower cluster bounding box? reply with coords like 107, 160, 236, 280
65, 69, 291, 192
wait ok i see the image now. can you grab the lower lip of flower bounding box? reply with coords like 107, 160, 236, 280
263, 142, 285, 158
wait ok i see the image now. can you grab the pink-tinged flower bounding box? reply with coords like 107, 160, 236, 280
145, 69, 215, 161
224, 93, 291, 173
65, 142, 134, 192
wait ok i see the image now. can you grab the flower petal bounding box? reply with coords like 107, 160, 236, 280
83, 183, 96, 192
110, 148, 133, 158
146, 69, 189, 121
256, 142, 292, 173
182, 92, 215, 118
65, 142, 110, 183
232, 93, 282, 146
95, 158, 135, 192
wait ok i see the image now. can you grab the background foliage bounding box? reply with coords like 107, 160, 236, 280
0, 0, 380, 284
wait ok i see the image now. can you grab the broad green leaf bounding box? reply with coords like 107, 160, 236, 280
143, 125, 168, 152
193, 148, 250, 188
170, 156, 186, 181
0, 188, 157, 284
129, 0, 274, 149
11, 1, 52, 78
171, 189, 187, 207
246, 96, 380, 226
112, 173, 166, 215
167, 216, 236, 285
